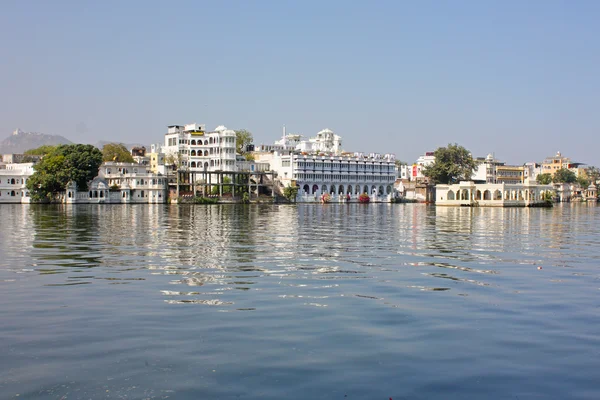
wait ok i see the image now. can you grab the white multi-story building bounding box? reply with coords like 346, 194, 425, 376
400, 151, 435, 181
89, 162, 167, 203
255, 129, 397, 201
164, 124, 237, 172
524, 162, 543, 184
0, 163, 34, 203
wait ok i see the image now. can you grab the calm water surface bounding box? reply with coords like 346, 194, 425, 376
0, 204, 599, 399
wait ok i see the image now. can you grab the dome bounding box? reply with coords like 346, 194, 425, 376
90, 177, 109, 190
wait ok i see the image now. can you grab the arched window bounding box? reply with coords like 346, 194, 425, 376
483, 190, 491, 200
191, 150, 196, 156
10, 178, 15, 184
312, 184, 319, 194
191, 140, 196, 145
190, 162, 196, 168
204, 150, 209, 156
204, 140, 208, 145
10, 190, 15, 196
447, 190, 455, 200
303, 184, 310, 194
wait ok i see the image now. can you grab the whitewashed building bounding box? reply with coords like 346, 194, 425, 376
61, 162, 167, 204
164, 124, 237, 172
255, 129, 397, 202
0, 163, 34, 203
400, 151, 435, 182
436, 182, 554, 207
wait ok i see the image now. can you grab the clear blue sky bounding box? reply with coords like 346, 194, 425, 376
1, 0, 599, 165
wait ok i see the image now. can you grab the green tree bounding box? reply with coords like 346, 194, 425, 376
24, 145, 57, 156
423, 143, 476, 184
235, 129, 253, 155
26, 144, 103, 202
577, 175, 590, 188
102, 143, 134, 163
283, 185, 299, 202
211, 176, 232, 195
536, 173, 553, 185
552, 168, 577, 183
586, 166, 599, 185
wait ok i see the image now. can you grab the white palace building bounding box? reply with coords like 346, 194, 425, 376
163, 123, 237, 172
255, 128, 398, 202
0, 161, 168, 204
0, 163, 34, 203
435, 181, 554, 207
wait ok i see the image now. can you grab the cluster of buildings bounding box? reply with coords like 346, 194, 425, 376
0, 122, 597, 206
398, 150, 597, 205
0, 123, 398, 204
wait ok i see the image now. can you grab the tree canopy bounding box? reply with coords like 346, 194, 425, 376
26, 144, 103, 202
422, 143, 476, 184
536, 173, 552, 185
102, 143, 134, 163
24, 145, 58, 156
586, 166, 599, 185
552, 168, 577, 184
235, 129, 253, 156
577, 175, 590, 188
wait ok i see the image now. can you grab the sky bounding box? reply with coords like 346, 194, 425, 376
1, 0, 599, 165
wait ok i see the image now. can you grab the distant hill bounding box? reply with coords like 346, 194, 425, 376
0, 129, 73, 154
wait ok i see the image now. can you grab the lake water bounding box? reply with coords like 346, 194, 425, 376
0, 204, 599, 400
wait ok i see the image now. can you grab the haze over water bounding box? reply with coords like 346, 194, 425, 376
1, 204, 599, 399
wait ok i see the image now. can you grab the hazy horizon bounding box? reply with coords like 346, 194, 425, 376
2, 1, 599, 166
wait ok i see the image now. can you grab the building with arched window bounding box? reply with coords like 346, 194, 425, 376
435, 182, 554, 207
255, 128, 398, 202
0, 163, 34, 203
163, 124, 238, 173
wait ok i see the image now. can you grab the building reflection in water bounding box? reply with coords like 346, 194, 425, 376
5, 202, 596, 305
29, 205, 103, 272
